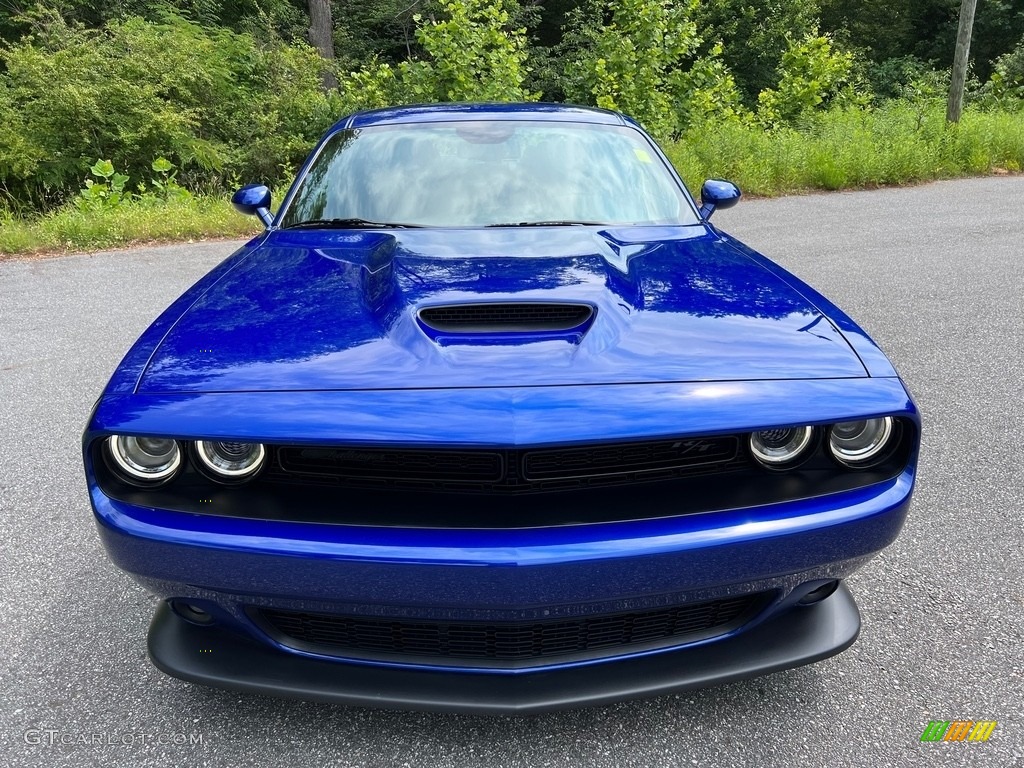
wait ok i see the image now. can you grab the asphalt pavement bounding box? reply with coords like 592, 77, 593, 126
1, 177, 1022, 767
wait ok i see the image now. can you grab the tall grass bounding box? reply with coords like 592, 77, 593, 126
666, 102, 1024, 196
2, 102, 1023, 257
0, 196, 258, 257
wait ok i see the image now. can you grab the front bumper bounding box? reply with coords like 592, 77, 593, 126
149, 583, 860, 714
90, 470, 910, 711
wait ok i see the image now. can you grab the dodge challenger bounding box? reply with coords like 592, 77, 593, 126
82, 103, 919, 713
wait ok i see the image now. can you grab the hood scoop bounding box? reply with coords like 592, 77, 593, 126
416, 302, 596, 344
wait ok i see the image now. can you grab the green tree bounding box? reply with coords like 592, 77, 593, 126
693, 0, 820, 105
0, 0, 308, 42
337, 0, 535, 109
332, 0, 436, 68
756, 32, 868, 127
306, 0, 338, 89
970, 0, 1024, 81
562, 0, 746, 137
819, 0, 922, 63
981, 33, 1024, 106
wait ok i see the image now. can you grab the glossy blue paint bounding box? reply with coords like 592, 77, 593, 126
134, 227, 870, 394
699, 179, 742, 219
90, 468, 913, 570
717, 231, 900, 378
230, 183, 273, 228
87, 452, 912, 676
83, 103, 921, 707
87, 378, 915, 447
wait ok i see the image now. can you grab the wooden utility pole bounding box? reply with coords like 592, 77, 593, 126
308, 0, 338, 91
947, 0, 978, 123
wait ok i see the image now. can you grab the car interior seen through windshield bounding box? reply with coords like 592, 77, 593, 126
281, 121, 698, 229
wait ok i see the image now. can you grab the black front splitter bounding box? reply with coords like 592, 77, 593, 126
148, 584, 860, 715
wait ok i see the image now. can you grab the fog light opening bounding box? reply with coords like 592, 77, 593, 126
798, 580, 840, 606
172, 600, 215, 625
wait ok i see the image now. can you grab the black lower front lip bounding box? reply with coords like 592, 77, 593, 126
147, 585, 860, 715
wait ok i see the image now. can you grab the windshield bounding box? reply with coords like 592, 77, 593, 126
279, 120, 699, 228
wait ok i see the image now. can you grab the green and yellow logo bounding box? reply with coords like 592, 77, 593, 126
920, 720, 997, 742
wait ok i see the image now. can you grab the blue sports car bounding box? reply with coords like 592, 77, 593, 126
83, 103, 919, 713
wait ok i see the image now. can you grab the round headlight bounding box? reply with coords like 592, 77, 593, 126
194, 440, 265, 481
828, 417, 894, 467
107, 435, 181, 484
750, 426, 814, 468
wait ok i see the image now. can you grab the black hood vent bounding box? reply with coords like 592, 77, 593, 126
418, 302, 594, 334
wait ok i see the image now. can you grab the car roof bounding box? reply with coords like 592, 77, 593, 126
339, 102, 634, 131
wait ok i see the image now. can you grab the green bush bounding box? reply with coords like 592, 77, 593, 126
562, 0, 746, 138
755, 32, 869, 127
563, 0, 702, 138
979, 35, 1024, 109
402, 0, 536, 102
337, 0, 536, 111
0, 10, 342, 212
692, 0, 821, 105
75, 157, 194, 213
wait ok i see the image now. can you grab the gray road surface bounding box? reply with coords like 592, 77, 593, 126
1, 177, 1022, 767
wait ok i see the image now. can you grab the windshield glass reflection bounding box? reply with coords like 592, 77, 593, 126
281, 121, 698, 228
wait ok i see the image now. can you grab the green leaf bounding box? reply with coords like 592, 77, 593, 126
91, 159, 115, 179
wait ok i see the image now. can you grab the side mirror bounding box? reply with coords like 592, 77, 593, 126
699, 179, 741, 220
231, 184, 274, 228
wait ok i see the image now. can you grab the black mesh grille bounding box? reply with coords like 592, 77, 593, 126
523, 437, 737, 480
273, 436, 741, 492
258, 594, 764, 663
279, 447, 503, 483
418, 303, 593, 333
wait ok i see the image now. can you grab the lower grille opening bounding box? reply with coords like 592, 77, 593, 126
255, 593, 769, 667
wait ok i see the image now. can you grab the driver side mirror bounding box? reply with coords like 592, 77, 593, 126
231, 184, 274, 228
699, 179, 741, 220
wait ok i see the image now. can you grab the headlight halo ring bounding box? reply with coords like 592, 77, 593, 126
749, 425, 815, 469
193, 439, 266, 482
106, 435, 182, 485
828, 416, 897, 468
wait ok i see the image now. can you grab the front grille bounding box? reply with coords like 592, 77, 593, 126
279, 447, 503, 483
523, 437, 737, 480
258, 593, 765, 664
273, 436, 742, 492
418, 302, 593, 333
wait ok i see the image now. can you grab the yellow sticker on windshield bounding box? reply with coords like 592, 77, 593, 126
634, 148, 652, 163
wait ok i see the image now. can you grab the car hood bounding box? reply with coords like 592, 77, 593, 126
136, 226, 867, 394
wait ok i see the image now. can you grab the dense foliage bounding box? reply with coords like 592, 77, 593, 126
336, 0, 536, 109
0, 8, 340, 212
1, 0, 1023, 219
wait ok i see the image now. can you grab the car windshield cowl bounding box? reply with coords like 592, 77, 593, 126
283, 217, 425, 230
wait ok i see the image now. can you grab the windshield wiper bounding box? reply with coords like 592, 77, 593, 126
486, 220, 605, 227
284, 218, 424, 229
